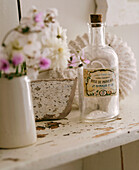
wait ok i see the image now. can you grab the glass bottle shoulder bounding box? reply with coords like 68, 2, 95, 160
82, 44, 118, 68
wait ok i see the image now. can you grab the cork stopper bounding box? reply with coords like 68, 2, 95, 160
90, 14, 102, 23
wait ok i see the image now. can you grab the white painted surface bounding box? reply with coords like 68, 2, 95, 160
48, 142, 139, 170
96, 0, 139, 26
49, 160, 82, 170
83, 147, 122, 170
122, 140, 139, 170
0, 0, 19, 43
0, 93, 139, 170
20, 0, 95, 41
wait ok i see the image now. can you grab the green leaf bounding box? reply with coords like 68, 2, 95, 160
9, 59, 12, 64
8, 76, 13, 80
5, 74, 14, 80
18, 73, 22, 77
69, 66, 73, 69
22, 26, 30, 33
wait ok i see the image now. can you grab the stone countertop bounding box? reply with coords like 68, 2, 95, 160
0, 94, 139, 170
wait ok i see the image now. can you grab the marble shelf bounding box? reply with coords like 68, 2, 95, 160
0, 94, 139, 170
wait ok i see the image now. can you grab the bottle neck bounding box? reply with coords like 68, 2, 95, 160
88, 23, 105, 46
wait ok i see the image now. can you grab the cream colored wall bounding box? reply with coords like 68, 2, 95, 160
0, 0, 19, 43
20, 0, 96, 41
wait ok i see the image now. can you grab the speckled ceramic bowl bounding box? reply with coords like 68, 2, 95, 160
31, 78, 77, 121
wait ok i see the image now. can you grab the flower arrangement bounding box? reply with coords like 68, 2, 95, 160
0, 7, 70, 79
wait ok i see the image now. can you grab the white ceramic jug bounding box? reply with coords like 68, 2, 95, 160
0, 76, 37, 148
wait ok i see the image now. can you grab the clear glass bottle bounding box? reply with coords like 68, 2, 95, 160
78, 14, 119, 122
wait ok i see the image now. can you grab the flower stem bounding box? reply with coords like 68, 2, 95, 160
0, 71, 1, 78
16, 66, 19, 74
21, 64, 24, 74
23, 62, 27, 75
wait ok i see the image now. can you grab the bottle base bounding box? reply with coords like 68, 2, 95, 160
81, 110, 119, 123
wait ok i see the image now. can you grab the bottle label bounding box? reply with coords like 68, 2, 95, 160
83, 68, 117, 97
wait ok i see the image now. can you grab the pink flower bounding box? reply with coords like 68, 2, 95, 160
12, 54, 24, 66
39, 22, 45, 28
34, 12, 44, 28
0, 58, 10, 72
80, 56, 90, 64
79, 50, 90, 65
34, 12, 43, 23
68, 54, 77, 68
39, 57, 51, 70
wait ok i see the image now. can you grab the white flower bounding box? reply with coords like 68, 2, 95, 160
57, 26, 67, 41
23, 33, 41, 58
0, 47, 8, 59
26, 57, 40, 67
20, 7, 45, 32
46, 8, 58, 18
41, 48, 52, 57
42, 38, 70, 70
41, 22, 59, 44
41, 29, 54, 45
5, 32, 26, 58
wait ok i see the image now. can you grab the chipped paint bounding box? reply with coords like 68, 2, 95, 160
93, 131, 117, 138
129, 123, 139, 127
116, 117, 122, 120
3, 158, 20, 162
63, 133, 70, 136
36, 141, 53, 146
72, 132, 81, 134
36, 126, 46, 130
37, 134, 48, 138
50, 144, 57, 146
45, 122, 62, 129
94, 127, 114, 131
